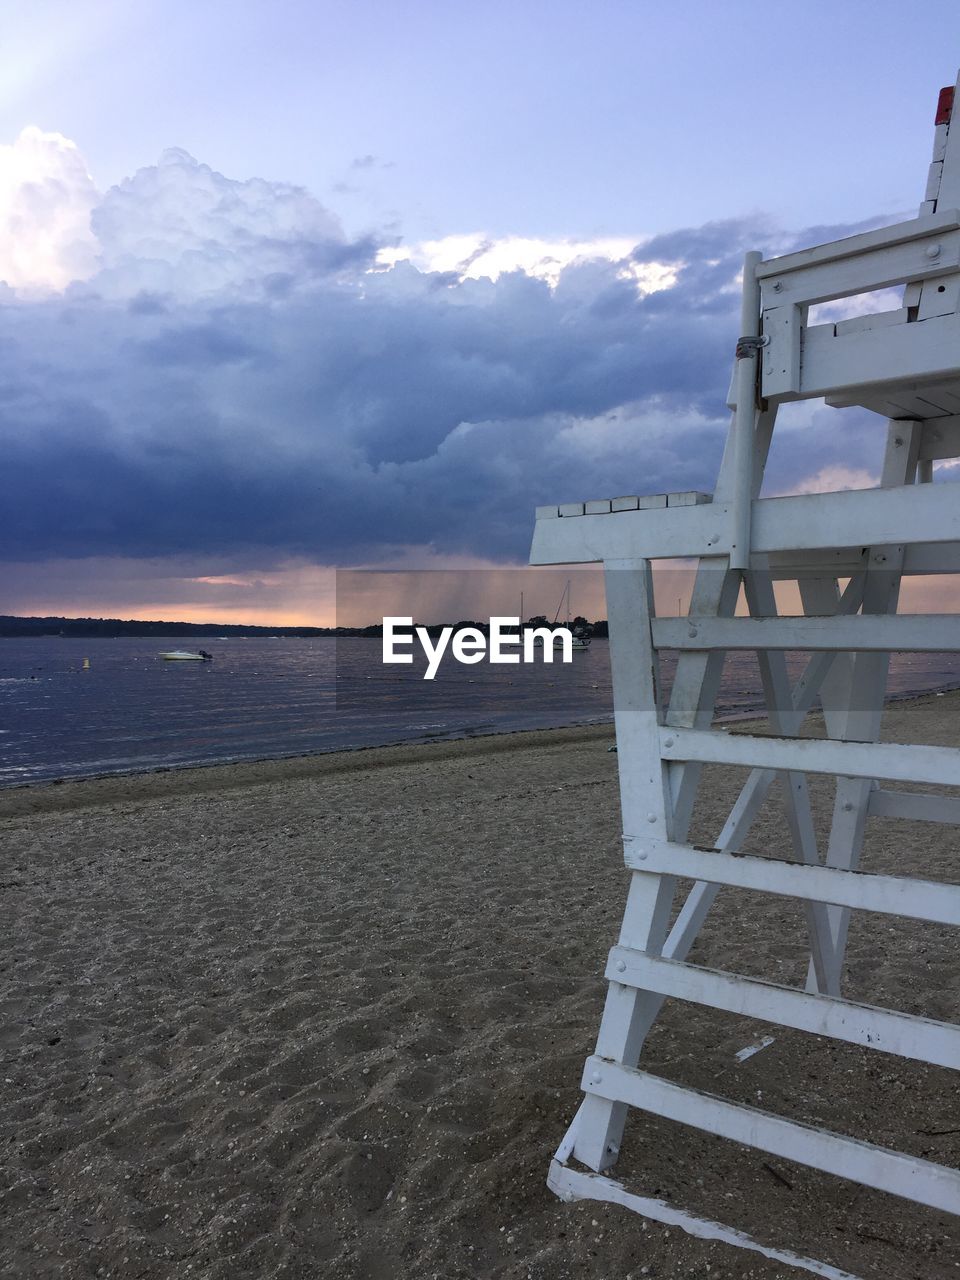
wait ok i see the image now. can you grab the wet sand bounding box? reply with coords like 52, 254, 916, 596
2, 695, 959, 1279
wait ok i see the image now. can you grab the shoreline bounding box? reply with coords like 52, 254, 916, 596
4, 681, 959, 818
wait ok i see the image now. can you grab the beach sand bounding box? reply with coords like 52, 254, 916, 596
2, 693, 959, 1279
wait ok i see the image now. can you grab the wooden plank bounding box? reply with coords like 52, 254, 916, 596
867, 788, 960, 824
548, 1162, 864, 1280
572, 558, 679, 1173
605, 949, 960, 1069
797, 312, 960, 403
762, 303, 802, 398
651, 614, 960, 653
742, 566, 839, 990
834, 308, 910, 336
806, 419, 917, 995
529, 481, 960, 565
920, 416, 960, 460
902, 541, 960, 574
667, 490, 712, 506
827, 384, 960, 416
622, 838, 960, 926
579, 1057, 960, 1214
759, 231, 960, 308
610, 494, 668, 511
935, 72, 960, 211
658, 726, 960, 788
756, 210, 960, 279
767, 542, 959, 577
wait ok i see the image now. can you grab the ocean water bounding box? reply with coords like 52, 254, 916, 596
1, 635, 959, 787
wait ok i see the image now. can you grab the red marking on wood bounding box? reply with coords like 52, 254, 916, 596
935, 86, 954, 126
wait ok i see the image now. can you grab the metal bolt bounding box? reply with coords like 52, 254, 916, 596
590, 1071, 602, 1085
647, 813, 657, 823
772, 280, 783, 292
663, 736, 674, 748
637, 852, 647, 862
926, 242, 942, 259
688, 626, 698, 638
615, 959, 626, 972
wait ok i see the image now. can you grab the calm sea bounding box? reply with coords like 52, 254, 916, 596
1, 635, 959, 787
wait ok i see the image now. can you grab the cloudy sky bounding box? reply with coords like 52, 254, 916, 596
3, 0, 960, 624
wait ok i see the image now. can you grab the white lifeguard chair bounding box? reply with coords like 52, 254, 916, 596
533, 76, 960, 1278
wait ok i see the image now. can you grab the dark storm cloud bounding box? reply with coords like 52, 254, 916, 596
0, 148, 886, 566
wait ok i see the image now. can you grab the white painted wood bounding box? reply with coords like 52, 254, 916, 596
730, 251, 762, 569
605, 949, 960, 1069
579, 1058, 960, 1214
867, 787, 960, 823
920, 415, 960, 459
769, 542, 960, 577
557, 501, 585, 517
834, 307, 909, 336
581, 415, 779, 1151
926, 161, 945, 203
535, 504, 559, 519
901, 540, 960, 573
759, 231, 960, 308
658, 726, 960, 788
932, 118, 949, 167
918, 272, 960, 321
827, 383, 960, 417
609, 493, 668, 510
572, 559, 678, 1173
547, 1162, 865, 1280
553, 1105, 582, 1162
741, 566, 837, 990
536, 87, 960, 1267
530, 479, 960, 564
933, 72, 960, 211
762, 303, 801, 397
797, 422, 917, 995
795, 311, 960, 402
652, 613, 960, 652
667, 490, 712, 506
755, 210, 960, 279
649, 605, 855, 1031
622, 838, 960, 926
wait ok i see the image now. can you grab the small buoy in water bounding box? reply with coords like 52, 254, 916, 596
82, 657, 90, 670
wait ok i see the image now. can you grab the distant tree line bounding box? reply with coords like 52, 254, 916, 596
0, 614, 609, 639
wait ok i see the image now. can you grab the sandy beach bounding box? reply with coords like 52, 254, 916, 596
2, 693, 959, 1279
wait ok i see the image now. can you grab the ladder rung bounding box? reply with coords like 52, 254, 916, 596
580, 1057, 960, 1213
652, 614, 960, 653
623, 837, 960, 925
659, 726, 960, 788
605, 949, 960, 1069
867, 788, 960, 824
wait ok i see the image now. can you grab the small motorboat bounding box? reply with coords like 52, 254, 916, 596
158, 650, 213, 661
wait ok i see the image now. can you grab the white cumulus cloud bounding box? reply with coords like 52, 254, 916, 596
0, 126, 99, 292
377, 232, 678, 293
92, 147, 358, 298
